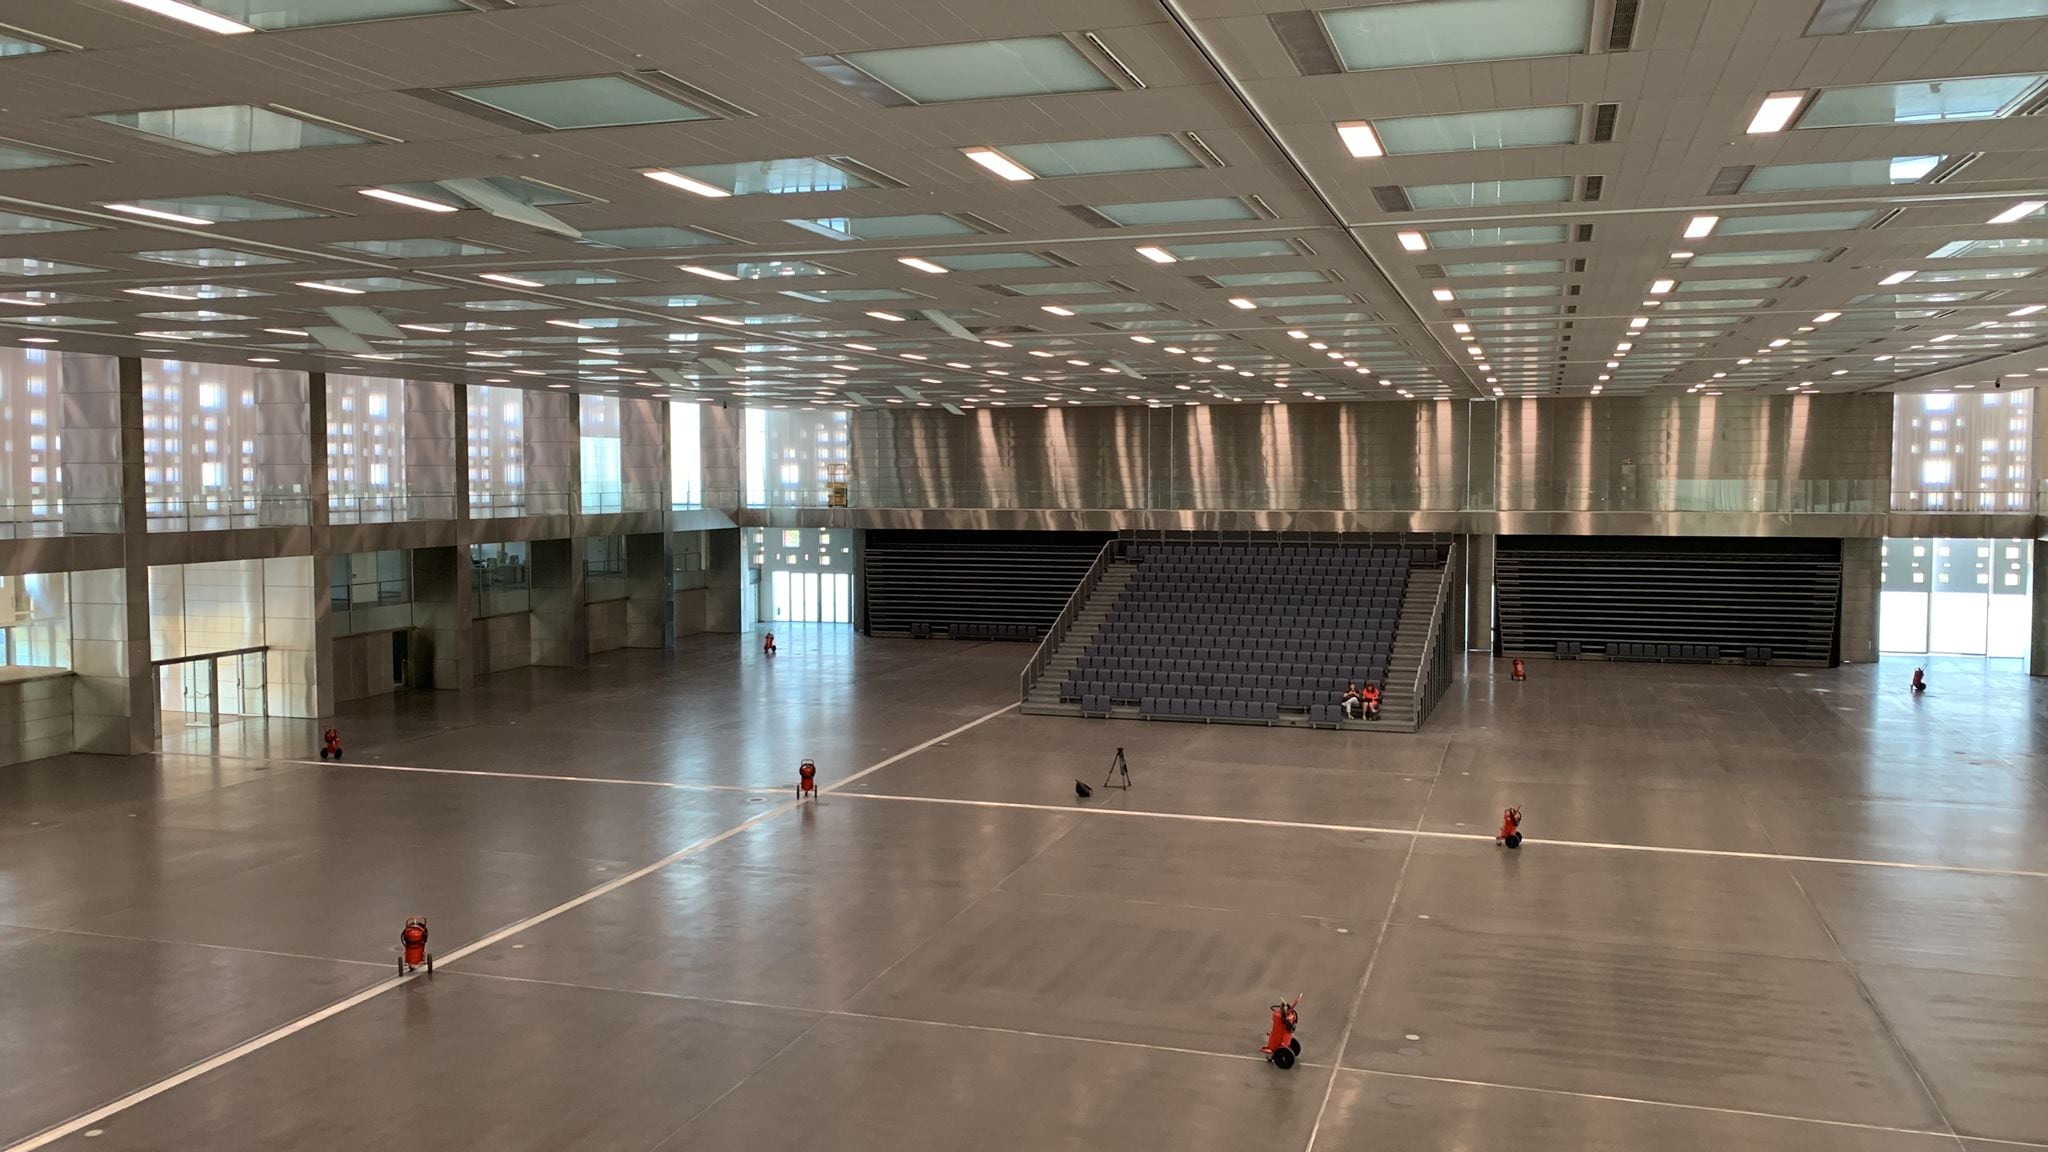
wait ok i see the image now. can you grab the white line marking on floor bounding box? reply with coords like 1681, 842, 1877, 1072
838, 792, 2048, 881
1354, 1069, 2048, 1149
1, 703, 1018, 1152
271, 758, 762, 794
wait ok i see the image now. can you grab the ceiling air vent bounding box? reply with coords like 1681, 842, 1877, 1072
1928, 153, 1983, 183
1868, 208, 1904, 230
1707, 165, 1753, 196
1568, 284, 1582, 296
1181, 132, 1226, 168
1372, 185, 1413, 213
1269, 11, 1343, 75
1581, 174, 1605, 201
1576, 222, 1595, 242
1415, 263, 1446, 278
951, 212, 1005, 234
1591, 102, 1619, 142
823, 155, 905, 189
1572, 258, 1587, 273
1060, 205, 1119, 228
1079, 32, 1147, 89
1606, 0, 1640, 50
1245, 194, 1278, 219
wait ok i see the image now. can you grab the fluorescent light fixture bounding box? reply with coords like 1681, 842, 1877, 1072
1768, 337, 1790, 347
984, 338, 1013, 347
961, 146, 1034, 181
357, 187, 459, 213
546, 319, 593, 330
1335, 121, 1384, 158
124, 287, 199, 300
297, 281, 364, 294
1747, 91, 1808, 134
1988, 200, 2045, 225
1396, 230, 1428, 252
1130, 335, 1156, 344
112, 0, 254, 34
1880, 270, 1915, 285
642, 170, 732, 198
1134, 245, 1177, 264
865, 310, 906, 322
1812, 311, 1840, 323
1431, 288, 1455, 302
105, 203, 214, 226
1041, 305, 1075, 316
479, 272, 544, 288
1671, 250, 1695, 260
1286, 330, 1309, 339
681, 265, 739, 281
2010, 305, 2045, 317
898, 256, 948, 274
1650, 279, 1675, 294
1629, 316, 1649, 329
1227, 297, 1256, 310
1930, 333, 1955, 342
1451, 322, 1471, 334
1683, 215, 1719, 239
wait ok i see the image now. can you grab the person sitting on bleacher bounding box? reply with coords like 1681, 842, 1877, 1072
1362, 681, 1381, 721
1342, 681, 1365, 720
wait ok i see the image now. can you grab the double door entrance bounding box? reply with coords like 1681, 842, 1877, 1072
154, 647, 267, 730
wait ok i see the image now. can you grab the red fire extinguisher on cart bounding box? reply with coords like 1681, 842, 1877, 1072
1510, 657, 1526, 681
797, 758, 817, 801
400, 916, 432, 975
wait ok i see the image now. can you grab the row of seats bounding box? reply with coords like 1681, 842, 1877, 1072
1098, 625, 1393, 643
1138, 563, 1408, 577
1119, 591, 1402, 605
1610, 642, 1716, 661
951, 622, 1039, 642
1137, 697, 1280, 723
1065, 680, 1382, 709
1085, 653, 1390, 676
1131, 544, 1417, 557
1070, 671, 1383, 695
1086, 644, 1390, 665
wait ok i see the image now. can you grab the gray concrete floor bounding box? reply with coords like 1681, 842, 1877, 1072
2, 634, 2044, 1150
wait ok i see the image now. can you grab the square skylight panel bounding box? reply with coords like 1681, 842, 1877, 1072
1066, 302, 1157, 314
999, 135, 1201, 178
188, 0, 468, 30
0, 210, 91, 236
1456, 284, 1560, 298
0, 258, 101, 277
1928, 237, 2048, 258
1405, 177, 1573, 209
118, 194, 322, 222
459, 299, 556, 311
381, 177, 586, 209
0, 31, 53, 56
1092, 198, 1257, 226
834, 37, 1113, 104
1907, 266, 2039, 281
1675, 277, 1788, 292
786, 215, 978, 241
1742, 156, 1943, 192
300, 276, 439, 292
1372, 106, 1580, 155
133, 247, 292, 268
1423, 225, 1568, 248
931, 252, 1053, 271
1857, 0, 2048, 30
607, 294, 734, 308
0, 142, 82, 171
1319, 0, 1590, 70
1714, 210, 1876, 236
6, 315, 113, 326
1210, 271, 1329, 287
580, 226, 725, 249
448, 76, 715, 130
780, 288, 917, 303
330, 238, 501, 258
692, 260, 833, 279
1443, 259, 1564, 277
1798, 74, 2045, 128
95, 105, 373, 153
1688, 248, 1830, 267
661, 158, 871, 196
1166, 240, 1296, 260
501, 268, 636, 286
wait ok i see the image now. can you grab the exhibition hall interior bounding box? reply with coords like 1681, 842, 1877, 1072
1, 0, 2045, 1148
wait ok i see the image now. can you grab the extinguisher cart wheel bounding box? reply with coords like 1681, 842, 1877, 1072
1272, 1047, 1295, 1069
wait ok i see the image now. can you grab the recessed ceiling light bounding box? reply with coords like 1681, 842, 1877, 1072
1133, 245, 1177, 264
1812, 311, 1840, 323
123, 287, 199, 300
20, 336, 57, 344
898, 256, 947, 274
681, 265, 738, 281
1451, 322, 1471, 334
1670, 250, 1695, 260
1431, 288, 1454, 302
2010, 304, 2045, 317
1880, 270, 1915, 285
1227, 297, 1257, 310
1395, 230, 1428, 252
1130, 335, 1155, 344
1629, 316, 1648, 329
983, 338, 1012, 348
105, 203, 214, 226
297, 281, 364, 294
641, 169, 731, 198
1746, 91, 1808, 135
865, 310, 906, 322
112, 0, 253, 35
546, 319, 593, 330
1682, 215, 1719, 239
1649, 279, 1675, 294
1285, 329, 1309, 339
1042, 305, 1075, 317
1930, 333, 1955, 343
1768, 337, 1790, 347
1335, 121, 1384, 158
478, 272, 544, 289
961, 146, 1034, 181
358, 187, 459, 213
1988, 200, 2045, 225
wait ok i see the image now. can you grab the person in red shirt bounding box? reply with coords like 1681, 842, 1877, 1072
1496, 805, 1523, 849
1361, 682, 1381, 721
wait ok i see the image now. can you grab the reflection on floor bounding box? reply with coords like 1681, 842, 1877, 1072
1, 636, 2043, 1150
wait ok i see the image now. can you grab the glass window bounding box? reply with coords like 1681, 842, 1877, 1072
1372, 105, 1580, 155
660, 158, 872, 197
0, 209, 93, 236
1424, 225, 1568, 248
467, 384, 526, 518
1320, 0, 1591, 70
1713, 210, 1877, 236
670, 401, 703, 507
1743, 156, 1944, 192
839, 37, 1113, 103
579, 394, 623, 513
329, 237, 500, 258
1798, 75, 2045, 127
0, 143, 82, 171
1405, 177, 1573, 209
1092, 198, 1257, 226
997, 135, 1201, 178
1443, 259, 1565, 277
470, 542, 530, 618
930, 252, 1055, 271
133, 247, 292, 268
449, 76, 713, 129
1857, 0, 2048, 30
585, 536, 626, 603
96, 105, 373, 152
0, 33, 52, 57
1687, 248, 1831, 267
117, 194, 322, 222
784, 214, 978, 241
192, 0, 468, 30
1163, 239, 1298, 261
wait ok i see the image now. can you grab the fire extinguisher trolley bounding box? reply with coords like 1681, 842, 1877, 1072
797, 758, 817, 800
399, 916, 433, 975
1260, 994, 1303, 1069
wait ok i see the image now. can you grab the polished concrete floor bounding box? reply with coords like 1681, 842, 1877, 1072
2, 633, 2044, 1150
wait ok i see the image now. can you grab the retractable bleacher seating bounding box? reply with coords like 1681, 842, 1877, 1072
1062, 544, 1409, 727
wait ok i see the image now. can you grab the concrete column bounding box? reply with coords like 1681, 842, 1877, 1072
624, 530, 673, 648
528, 537, 586, 666
254, 369, 311, 526
1464, 533, 1496, 652
70, 357, 152, 754
2029, 541, 2047, 677
703, 527, 745, 633
523, 390, 577, 517
261, 555, 323, 716
404, 380, 460, 521
58, 354, 126, 535
305, 372, 335, 717
1840, 537, 1880, 664
410, 545, 473, 690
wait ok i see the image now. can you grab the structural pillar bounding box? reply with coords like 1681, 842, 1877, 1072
410, 545, 473, 690
1839, 537, 1879, 664
67, 356, 153, 754
624, 531, 673, 648
1464, 533, 1495, 653
703, 527, 745, 633
2030, 540, 2048, 677
528, 536, 587, 666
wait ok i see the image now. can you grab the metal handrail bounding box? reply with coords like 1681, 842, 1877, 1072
1407, 542, 1457, 730
1019, 538, 1118, 703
